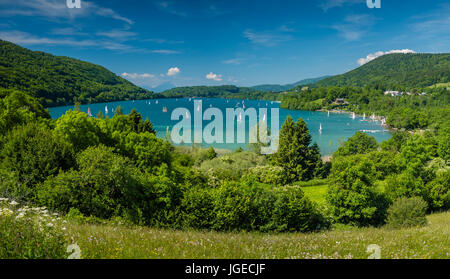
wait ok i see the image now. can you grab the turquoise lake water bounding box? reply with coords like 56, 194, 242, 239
49, 98, 392, 155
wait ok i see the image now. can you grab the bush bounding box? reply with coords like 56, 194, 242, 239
269, 186, 326, 232
54, 110, 103, 153
326, 155, 389, 226
424, 169, 450, 211
36, 145, 144, 219
386, 197, 428, 229
245, 165, 287, 186
0, 198, 67, 259
0, 123, 74, 200
180, 181, 326, 233
334, 131, 378, 157
199, 151, 266, 181
384, 171, 425, 202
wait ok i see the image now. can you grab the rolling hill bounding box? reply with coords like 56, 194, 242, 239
314, 53, 450, 89
0, 40, 156, 107
252, 76, 330, 92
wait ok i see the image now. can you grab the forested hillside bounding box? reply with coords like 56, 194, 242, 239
0, 40, 156, 107
314, 53, 450, 89
251, 76, 330, 92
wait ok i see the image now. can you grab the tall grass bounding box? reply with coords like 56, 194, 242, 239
66, 211, 450, 259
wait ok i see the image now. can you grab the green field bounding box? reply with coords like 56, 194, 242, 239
67, 211, 450, 259
296, 179, 329, 205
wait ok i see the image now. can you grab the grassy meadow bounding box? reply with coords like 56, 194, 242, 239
64, 180, 449, 260
66, 211, 450, 259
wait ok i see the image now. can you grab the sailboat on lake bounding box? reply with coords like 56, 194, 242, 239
105, 105, 108, 114
88, 108, 92, 117
319, 123, 323, 134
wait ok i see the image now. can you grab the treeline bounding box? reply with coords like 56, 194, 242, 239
281, 86, 450, 130
161, 85, 280, 101
0, 40, 159, 107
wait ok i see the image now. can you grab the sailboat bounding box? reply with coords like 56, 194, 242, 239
363, 113, 366, 120
88, 108, 92, 117
105, 105, 108, 114
162, 107, 167, 113
351, 112, 356, 119
327, 111, 330, 117
156, 100, 159, 104
319, 124, 323, 134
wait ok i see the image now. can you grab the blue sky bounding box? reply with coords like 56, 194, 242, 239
0, 0, 449, 90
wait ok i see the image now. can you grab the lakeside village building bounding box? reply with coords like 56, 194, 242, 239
384, 90, 427, 97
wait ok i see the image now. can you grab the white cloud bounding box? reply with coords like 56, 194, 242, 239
0, 0, 134, 25
358, 49, 416, 65
320, 0, 364, 11
167, 67, 181, 76
97, 30, 137, 41
223, 58, 245, 65
206, 72, 222, 81
121, 73, 155, 79
243, 29, 291, 46
332, 14, 375, 41
151, 49, 181, 54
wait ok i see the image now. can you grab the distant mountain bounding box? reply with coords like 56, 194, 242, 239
0, 40, 156, 107
252, 76, 330, 92
150, 82, 177, 93
314, 53, 450, 88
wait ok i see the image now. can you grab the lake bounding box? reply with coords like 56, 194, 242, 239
49, 98, 392, 155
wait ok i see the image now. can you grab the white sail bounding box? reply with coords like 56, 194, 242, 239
105, 105, 108, 114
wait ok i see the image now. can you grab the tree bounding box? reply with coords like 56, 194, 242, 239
272, 116, 322, 182
54, 110, 103, 153
205, 147, 217, 160
326, 154, 389, 226
0, 123, 74, 200
334, 131, 378, 157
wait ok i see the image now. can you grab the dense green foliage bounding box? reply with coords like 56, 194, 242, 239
161, 85, 280, 101
0, 40, 158, 107
281, 85, 449, 130
326, 155, 389, 226
386, 197, 428, 229
315, 53, 450, 88
251, 76, 330, 92
272, 116, 326, 182
0, 89, 330, 233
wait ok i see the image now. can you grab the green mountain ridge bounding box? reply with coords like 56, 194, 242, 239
0, 40, 156, 107
252, 76, 331, 92
313, 53, 450, 89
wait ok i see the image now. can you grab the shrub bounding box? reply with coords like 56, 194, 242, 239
424, 169, 450, 211
36, 145, 144, 219
181, 186, 215, 230
245, 165, 287, 186
326, 155, 389, 226
334, 131, 378, 157
384, 171, 425, 202
54, 110, 103, 153
0, 198, 67, 259
269, 185, 326, 232
0, 123, 74, 200
199, 151, 266, 181
386, 197, 428, 229
181, 181, 326, 233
